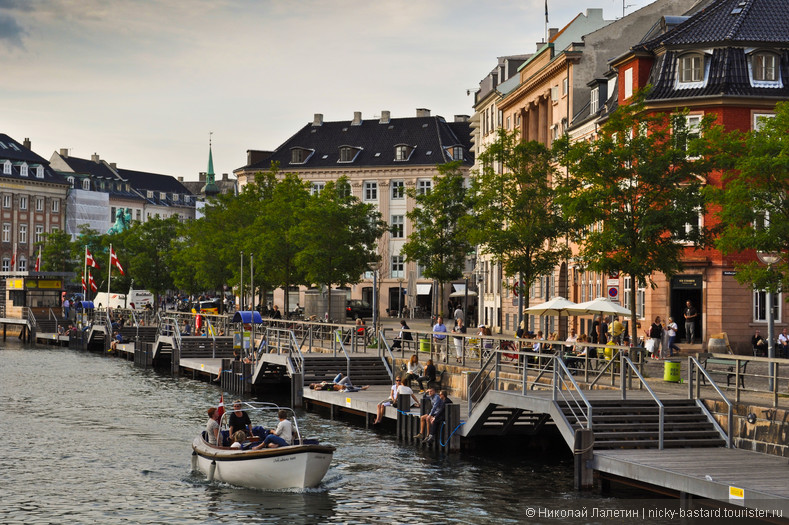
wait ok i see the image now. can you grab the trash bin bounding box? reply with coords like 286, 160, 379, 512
664, 360, 681, 382
419, 338, 430, 353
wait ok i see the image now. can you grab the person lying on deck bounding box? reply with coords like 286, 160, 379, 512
309, 373, 369, 392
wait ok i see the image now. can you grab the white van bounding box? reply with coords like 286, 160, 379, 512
127, 289, 154, 310
93, 292, 127, 309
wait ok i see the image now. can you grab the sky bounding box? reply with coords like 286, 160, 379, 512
1, 0, 657, 181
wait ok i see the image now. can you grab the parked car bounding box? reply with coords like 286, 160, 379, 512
346, 300, 372, 319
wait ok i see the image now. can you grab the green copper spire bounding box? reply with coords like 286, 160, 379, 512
202, 132, 220, 196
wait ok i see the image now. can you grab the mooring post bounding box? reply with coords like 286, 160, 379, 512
291, 372, 303, 408
446, 403, 461, 451
396, 395, 410, 443
573, 428, 595, 490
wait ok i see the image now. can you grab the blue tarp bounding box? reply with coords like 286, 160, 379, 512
232, 310, 263, 324
77, 301, 95, 309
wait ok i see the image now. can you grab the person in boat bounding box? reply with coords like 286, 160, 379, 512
205, 407, 220, 445
228, 400, 253, 438
230, 430, 246, 449
253, 410, 292, 449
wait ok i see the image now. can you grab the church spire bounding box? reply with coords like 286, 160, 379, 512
202, 131, 220, 197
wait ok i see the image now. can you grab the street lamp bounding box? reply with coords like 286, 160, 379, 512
368, 261, 380, 340
757, 251, 782, 391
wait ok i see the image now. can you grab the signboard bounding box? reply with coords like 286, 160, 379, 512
723, 271, 737, 276
607, 286, 619, 299
7, 278, 24, 290
608, 271, 620, 279
24, 279, 63, 289
607, 278, 619, 287
728, 485, 744, 504
671, 275, 702, 289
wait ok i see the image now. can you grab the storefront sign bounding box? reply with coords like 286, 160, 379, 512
671, 275, 702, 289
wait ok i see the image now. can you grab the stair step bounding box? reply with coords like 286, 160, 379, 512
594, 430, 722, 440
595, 438, 725, 449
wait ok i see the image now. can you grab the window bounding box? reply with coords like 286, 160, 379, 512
364, 181, 377, 201
146, 190, 153, 199
677, 114, 703, 157
111, 207, 116, 222
394, 145, 412, 161
19, 224, 27, 244
9, 142, 19, 151
2, 223, 9, 242
754, 113, 775, 131
51, 199, 59, 212
36, 166, 44, 178
67, 176, 75, 187
752, 53, 778, 82
563, 77, 569, 95
82, 179, 91, 190
290, 148, 313, 164
160, 192, 166, 200
19, 196, 27, 210
417, 179, 432, 195
3, 161, 10, 174
391, 180, 405, 199
18, 258, 26, 271
35, 198, 44, 212
446, 146, 464, 161
624, 68, 633, 99
311, 182, 325, 195
391, 255, 404, 278
20, 163, 28, 177
35, 225, 43, 243
391, 215, 404, 238
678, 54, 704, 84
136, 209, 141, 221
590, 87, 599, 114
2, 194, 10, 208
754, 290, 781, 322
1, 258, 8, 271
683, 207, 703, 241
338, 146, 358, 163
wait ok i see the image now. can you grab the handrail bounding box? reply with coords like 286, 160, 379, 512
48, 308, 57, 322
553, 356, 593, 431
205, 318, 217, 358
379, 328, 395, 381
467, 349, 500, 415
620, 354, 665, 449
286, 330, 305, 376
25, 307, 38, 329
334, 334, 352, 379
688, 356, 734, 448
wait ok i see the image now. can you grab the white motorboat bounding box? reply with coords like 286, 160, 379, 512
192, 402, 335, 489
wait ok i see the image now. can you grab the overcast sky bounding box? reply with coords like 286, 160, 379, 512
1, 0, 656, 181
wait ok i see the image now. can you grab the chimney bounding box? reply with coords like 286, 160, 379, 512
59, 148, 69, 158
91, 153, 100, 163
416, 108, 431, 118
548, 27, 559, 41
222, 173, 229, 181
23, 138, 31, 150
454, 115, 470, 123
379, 111, 391, 124
178, 176, 184, 182
199, 172, 206, 182
312, 113, 324, 126
109, 162, 117, 170
351, 111, 362, 125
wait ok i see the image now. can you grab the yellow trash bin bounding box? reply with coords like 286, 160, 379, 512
664, 360, 681, 382
419, 338, 431, 353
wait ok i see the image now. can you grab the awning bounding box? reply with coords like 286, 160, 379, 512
453, 283, 466, 293
449, 290, 477, 298
231, 310, 263, 324
416, 284, 432, 295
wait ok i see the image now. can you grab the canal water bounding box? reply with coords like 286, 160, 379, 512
1, 341, 738, 524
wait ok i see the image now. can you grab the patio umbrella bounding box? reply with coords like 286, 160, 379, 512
566, 297, 630, 317
523, 296, 577, 316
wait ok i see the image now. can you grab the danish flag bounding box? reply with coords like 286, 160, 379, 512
34, 247, 41, 272
82, 273, 87, 292
110, 247, 125, 275
89, 270, 98, 292
86, 248, 100, 269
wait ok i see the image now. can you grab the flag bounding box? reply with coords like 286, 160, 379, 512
545, 0, 548, 23
216, 394, 225, 421
10, 243, 16, 269
86, 248, 100, 269
34, 247, 41, 272
89, 271, 98, 292
110, 247, 125, 275
81, 273, 87, 292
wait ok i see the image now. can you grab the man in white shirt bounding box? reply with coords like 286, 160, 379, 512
255, 410, 293, 448
778, 328, 789, 359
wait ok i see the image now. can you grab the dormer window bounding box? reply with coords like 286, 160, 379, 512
19, 163, 28, 177
67, 176, 75, 187
35, 165, 44, 178
290, 147, 314, 165
173, 193, 179, 202
677, 53, 706, 88
394, 145, 414, 161
160, 192, 166, 200
3, 160, 10, 174
590, 87, 599, 114
82, 179, 91, 190
445, 146, 464, 161
338, 146, 361, 163
748, 51, 781, 87
147, 190, 154, 199
9, 143, 19, 151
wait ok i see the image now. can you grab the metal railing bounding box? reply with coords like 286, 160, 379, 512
552, 356, 593, 432
688, 356, 734, 448
619, 354, 665, 449
694, 352, 787, 408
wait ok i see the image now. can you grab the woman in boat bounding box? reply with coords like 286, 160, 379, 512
230, 430, 246, 449
228, 400, 252, 437
254, 410, 292, 449
205, 407, 220, 445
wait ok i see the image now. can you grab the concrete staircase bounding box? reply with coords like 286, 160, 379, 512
559, 399, 727, 450
302, 356, 391, 386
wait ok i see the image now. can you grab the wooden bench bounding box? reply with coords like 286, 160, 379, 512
701, 355, 747, 387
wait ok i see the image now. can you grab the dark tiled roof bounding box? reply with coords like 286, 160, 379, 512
647, 47, 789, 99
116, 167, 194, 208
59, 155, 118, 180
639, 0, 789, 48
0, 134, 68, 186
57, 155, 143, 200
236, 115, 474, 172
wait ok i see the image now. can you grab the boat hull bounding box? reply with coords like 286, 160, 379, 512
192, 436, 335, 489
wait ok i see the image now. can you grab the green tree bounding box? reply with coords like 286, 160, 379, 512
295, 177, 386, 320
251, 170, 311, 313
40, 229, 75, 273
470, 129, 570, 319
709, 101, 789, 292
401, 161, 472, 317
555, 93, 713, 344
120, 216, 180, 307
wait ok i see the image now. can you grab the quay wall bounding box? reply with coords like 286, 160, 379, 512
704, 399, 789, 458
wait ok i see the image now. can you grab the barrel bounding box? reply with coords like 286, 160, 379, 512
419, 338, 430, 353
663, 360, 681, 382
708, 338, 727, 354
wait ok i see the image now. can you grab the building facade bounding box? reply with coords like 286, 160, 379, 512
234, 109, 474, 318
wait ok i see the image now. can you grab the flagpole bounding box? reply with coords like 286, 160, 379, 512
108, 243, 112, 298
